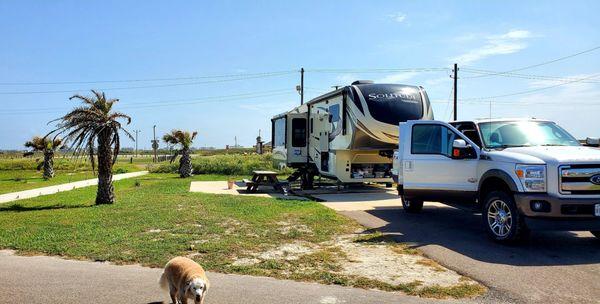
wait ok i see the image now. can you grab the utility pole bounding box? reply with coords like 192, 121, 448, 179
134, 129, 141, 157
453, 63, 458, 121
300, 67, 304, 105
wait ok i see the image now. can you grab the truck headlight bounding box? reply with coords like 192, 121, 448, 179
515, 164, 546, 192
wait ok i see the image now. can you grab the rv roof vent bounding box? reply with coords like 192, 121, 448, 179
351, 80, 374, 85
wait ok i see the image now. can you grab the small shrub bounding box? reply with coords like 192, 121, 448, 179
114, 168, 128, 174
150, 153, 289, 176
134, 180, 141, 187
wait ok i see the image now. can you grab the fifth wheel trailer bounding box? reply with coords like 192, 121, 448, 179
271, 80, 433, 188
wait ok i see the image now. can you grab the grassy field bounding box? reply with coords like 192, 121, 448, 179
0, 173, 353, 270
0, 173, 484, 298
0, 156, 153, 194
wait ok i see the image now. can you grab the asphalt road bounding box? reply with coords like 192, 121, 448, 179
340, 202, 600, 304
0, 250, 466, 304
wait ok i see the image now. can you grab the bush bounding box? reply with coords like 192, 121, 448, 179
0, 158, 89, 171
150, 154, 288, 175
114, 167, 128, 174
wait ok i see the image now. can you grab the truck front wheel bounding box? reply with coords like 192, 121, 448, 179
401, 196, 423, 213
483, 191, 527, 243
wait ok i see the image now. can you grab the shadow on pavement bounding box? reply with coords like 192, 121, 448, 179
355, 204, 600, 267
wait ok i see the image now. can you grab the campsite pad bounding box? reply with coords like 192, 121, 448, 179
300, 184, 403, 211
190, 181, 402, 211
189, 181, 308, 200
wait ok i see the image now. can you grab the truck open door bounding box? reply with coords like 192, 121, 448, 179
400, 120, 480, 202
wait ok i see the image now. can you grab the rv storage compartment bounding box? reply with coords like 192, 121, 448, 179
350, 163, 392, 179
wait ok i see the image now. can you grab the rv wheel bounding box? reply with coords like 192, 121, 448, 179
401, 196, 423, 213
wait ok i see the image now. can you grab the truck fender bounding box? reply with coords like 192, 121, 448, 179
478, 169, 519, 197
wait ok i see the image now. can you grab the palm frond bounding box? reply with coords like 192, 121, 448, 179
47, 90, 131, 171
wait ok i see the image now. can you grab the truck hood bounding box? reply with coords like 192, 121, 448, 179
486, 146, 600, 165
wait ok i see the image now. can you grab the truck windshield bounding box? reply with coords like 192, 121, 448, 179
478, 121, 580, 149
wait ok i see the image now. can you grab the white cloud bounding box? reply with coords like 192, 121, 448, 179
388, 12, 406, 23
451, 30, 533, 65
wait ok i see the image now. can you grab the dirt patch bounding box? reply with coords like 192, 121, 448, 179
335, 235, 467, 287
276, 221, 313, 235
258, 241, 315, 261
230, 233, 481, 296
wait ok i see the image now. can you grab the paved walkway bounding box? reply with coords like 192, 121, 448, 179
0, 171, 148, 204
0, 250, 466, 304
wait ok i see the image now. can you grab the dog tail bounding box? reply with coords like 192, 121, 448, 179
158, 271, 169, 290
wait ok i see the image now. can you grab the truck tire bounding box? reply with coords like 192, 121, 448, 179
482, 191, 528, 243
401, 196, 424, 213
591, 231, 600, 239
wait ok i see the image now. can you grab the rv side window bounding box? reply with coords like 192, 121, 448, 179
273, 118, 286, 147
291, 118, 307, 147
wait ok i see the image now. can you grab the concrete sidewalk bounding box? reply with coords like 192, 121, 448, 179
0, 171, 148, 204
0, 250, 466, 304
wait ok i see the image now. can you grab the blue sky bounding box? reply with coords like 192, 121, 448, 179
1, 0, 599, 149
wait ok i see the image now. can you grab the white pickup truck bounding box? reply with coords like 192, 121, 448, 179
393, 118, 600, 243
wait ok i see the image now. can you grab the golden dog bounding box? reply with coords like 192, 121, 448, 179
159, 257, 210, 304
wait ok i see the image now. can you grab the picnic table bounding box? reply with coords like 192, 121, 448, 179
243, 170, 283, 193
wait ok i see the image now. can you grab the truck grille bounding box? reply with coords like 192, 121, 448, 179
560, 165, 600, 194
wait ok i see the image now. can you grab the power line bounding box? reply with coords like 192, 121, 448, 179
0, 71, 296, 95
464, 45, 600, 79
306, 67, 449, 73
461, 68, 600, 83
0, 70, 298, 86
460, 73, 600, 102
0, 89, 295, 115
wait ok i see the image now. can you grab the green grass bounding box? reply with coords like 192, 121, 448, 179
0, 170, 98, 194
0, 173, 484, 299
151, 153, 290, 176
0, 157, 153, 194
0, 174, 357, 270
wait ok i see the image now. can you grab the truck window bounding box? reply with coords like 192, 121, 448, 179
411, 124, 458, 157
291, 118, 307, 147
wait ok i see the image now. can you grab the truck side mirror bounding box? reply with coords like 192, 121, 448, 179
452, 139, 476, 159
586, 137, 600, 147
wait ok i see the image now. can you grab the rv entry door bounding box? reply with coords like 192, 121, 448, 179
286, 113, 308, 164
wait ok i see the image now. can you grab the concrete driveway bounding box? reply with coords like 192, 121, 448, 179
314, 191, 600, 304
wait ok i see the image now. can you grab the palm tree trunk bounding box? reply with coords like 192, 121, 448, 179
179, 148, 193, 178
96, 130, 115, 204
42, 150, 55, 179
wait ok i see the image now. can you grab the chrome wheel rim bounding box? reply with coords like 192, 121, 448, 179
487, 199, 513, 237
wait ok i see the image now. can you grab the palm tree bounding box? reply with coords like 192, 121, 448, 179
163, 130, 197, 178
47, 90, 132, 205
24, 136, 63, 179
